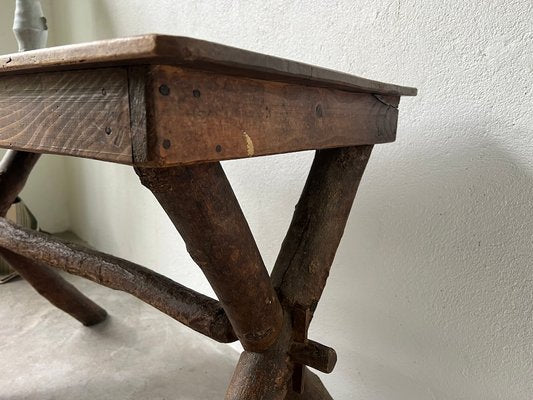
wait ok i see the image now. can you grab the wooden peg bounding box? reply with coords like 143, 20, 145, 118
289, 340, 337, 374
291, 305, 312, 393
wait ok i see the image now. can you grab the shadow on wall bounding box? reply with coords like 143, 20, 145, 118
319, 128, 533, 399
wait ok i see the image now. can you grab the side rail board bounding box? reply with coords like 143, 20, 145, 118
0, 68, 133, 163
0, 66, 400, 166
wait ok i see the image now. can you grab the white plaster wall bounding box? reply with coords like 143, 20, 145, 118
44, 1, 532, 399
0, 0, 70, 232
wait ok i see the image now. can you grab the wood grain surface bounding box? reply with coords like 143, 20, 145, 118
143, 65, 399, 166
0, 68, 132, 163
0, 34, 417, 96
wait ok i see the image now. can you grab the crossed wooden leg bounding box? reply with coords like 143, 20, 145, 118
138, 145, 373, 398
135, 162, 283, 352
0, 143, 371, 397
0, 150, 107, 326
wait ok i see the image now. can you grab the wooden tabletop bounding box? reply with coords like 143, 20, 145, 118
0, 35, 417, 166
0, 34, 416, 97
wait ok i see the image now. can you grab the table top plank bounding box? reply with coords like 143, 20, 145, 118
0, 34, 417, 97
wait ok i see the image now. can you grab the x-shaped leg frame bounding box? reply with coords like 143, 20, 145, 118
0, 144, 372, 399
136, 144, 373, 399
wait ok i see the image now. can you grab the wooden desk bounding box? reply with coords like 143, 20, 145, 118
0, 34, 416, 399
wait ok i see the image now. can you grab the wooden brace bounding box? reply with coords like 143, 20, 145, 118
226, 145, 373, 399
135, 162, 284, 352
0, 150, 107, 326
0, 144, 371, 398
0, 217, 236, 343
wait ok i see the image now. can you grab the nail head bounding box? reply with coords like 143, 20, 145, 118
159, 84, 170, 96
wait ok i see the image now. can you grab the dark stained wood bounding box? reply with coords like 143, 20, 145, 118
141, 65, 397, 166
0, 28, 418, 399
0, 217, 237, 343
0, 149, 107, 326
0, 35, 417, 96
284, 369, 334, 400
227, 145, 373, 397
136, 163, 283, 351
275, 145, 371, 393
0, 65, 399, 166
0, 249, 107, 326
0, 32, 417, 397
225, 314, 336, 399
0, 68, 132, 163
0, 150, 40, 216
291, 306, 312, 393
289, 340, 337, 374
225, 312, 294, 400
271, 145, 373, 311
127, 66, 150, 164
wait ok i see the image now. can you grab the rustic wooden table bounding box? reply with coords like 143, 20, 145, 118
0, 34, 416, 399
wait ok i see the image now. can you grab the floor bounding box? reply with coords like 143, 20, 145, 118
0, 235, 239, 400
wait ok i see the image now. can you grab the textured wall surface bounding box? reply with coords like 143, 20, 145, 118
32, 0, 533, 398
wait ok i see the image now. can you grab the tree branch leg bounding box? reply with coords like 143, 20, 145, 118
0, 249, 106, 326
226, 146, 373, 397
225, 312, 294, 400
0, 217, 235, 342
136, 163, 283, 352
0, 150, 106, 326
271, 145, 373, 310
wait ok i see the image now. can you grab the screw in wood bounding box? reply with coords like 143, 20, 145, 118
159, 84, 170, 96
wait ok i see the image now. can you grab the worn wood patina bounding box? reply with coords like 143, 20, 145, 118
0, 29, 416, 399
